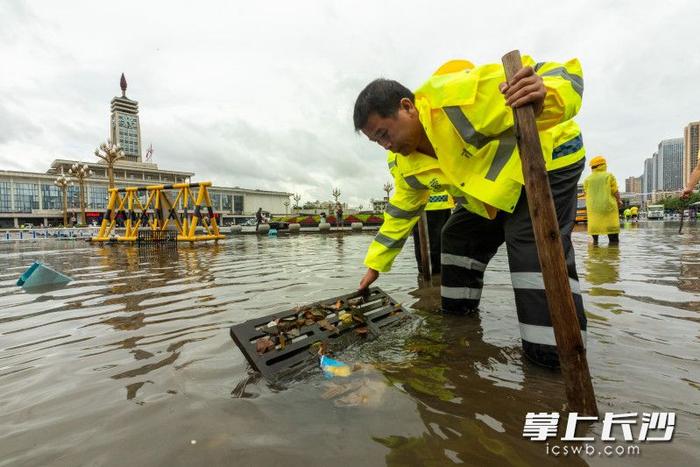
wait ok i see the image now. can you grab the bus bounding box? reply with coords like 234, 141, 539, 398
575, 184, 587, 223
646, 204, 664, 220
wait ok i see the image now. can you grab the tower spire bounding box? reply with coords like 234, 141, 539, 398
120, 73, 127, 97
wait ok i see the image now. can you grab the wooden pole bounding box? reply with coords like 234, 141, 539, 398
417, 212, 431, 281
502, 50, 598, 416
679, 200, 688, 234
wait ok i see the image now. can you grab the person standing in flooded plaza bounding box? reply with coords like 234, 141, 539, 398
353, 55, 587, 368
583, 156, 622, 245
335, 204, 343, 228
255, 207, 264, 232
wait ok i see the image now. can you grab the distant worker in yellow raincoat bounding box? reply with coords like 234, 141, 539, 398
583, 156, 622, 245
623, 208, 631, 222
630, 205, 638, 221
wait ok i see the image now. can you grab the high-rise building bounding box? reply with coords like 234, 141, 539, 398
684, 121, 700, 186
642, 157, 654, 200
658, 137, 684, 191
652, 152, 659, 192
625, 176, 642, 193
110, 74, 142, 163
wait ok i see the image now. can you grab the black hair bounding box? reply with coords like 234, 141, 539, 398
353, 79, 414, 131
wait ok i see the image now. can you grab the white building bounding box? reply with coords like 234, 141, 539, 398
0, 75, 291, 228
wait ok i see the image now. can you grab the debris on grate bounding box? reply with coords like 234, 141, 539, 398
229, 287, 410, 381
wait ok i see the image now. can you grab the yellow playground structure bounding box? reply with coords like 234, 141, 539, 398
91, 181, 225, 243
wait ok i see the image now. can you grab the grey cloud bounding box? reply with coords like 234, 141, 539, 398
1, 0, 699, 200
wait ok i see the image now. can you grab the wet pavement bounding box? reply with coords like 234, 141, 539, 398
0, 222, 698, 466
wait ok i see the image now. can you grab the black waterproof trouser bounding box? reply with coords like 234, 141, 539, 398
412, 209, 452, 274
440, 158, 586, 367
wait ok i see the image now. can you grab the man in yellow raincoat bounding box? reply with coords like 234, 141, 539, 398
387, 152, 454, 274
583, 156, 621, 245
353, 55, 586, 367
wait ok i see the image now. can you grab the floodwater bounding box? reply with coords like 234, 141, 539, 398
0, 223, 698, 466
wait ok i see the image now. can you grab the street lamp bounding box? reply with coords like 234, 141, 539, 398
283, 199, 290, 215
95, 140, 125, 188
293, 193, 301, 213
69, 163, 93, 225
332, 187, 341, 205
54, 168, 72, 227
383, 181, 393, 200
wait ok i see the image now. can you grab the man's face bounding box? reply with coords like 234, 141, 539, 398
361, 98, 422, 156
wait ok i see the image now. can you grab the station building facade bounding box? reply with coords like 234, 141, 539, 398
0, 75, 291, 228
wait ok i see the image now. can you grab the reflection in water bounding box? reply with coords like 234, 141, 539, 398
371, 304, 587, 466
679, 250, 700, 293
584, 244, 620, 286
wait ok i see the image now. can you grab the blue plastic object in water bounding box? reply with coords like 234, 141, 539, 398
268, 228, 278, 236
320, 355, 351, 379
16, 261, 72, 290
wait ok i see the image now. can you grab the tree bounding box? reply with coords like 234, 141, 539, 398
662, 193, 700, 211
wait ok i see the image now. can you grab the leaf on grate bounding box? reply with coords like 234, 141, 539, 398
318, 319, 338, 333
256, 336, 276, 354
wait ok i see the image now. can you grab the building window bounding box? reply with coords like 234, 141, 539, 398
13, 183, 39, 212
210, 192, 221, 210
41, 184, 62, 210
0, 181, 11, 212
67, 185, 81, 209
88, 185, 108, 210
222, 194, 232, 211
233, 195, 243, 214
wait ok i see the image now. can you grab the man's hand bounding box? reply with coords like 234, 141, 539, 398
499, 66, 546, 116
681, 186, 694, 200
359, 268, 379, 290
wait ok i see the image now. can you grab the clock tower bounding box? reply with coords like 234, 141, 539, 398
110, 73, 142, 163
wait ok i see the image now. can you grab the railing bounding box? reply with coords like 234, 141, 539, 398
1, 227, 100, 241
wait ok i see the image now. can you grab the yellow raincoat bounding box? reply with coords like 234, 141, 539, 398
365, 56, 585, 272
583, 164, 620, 235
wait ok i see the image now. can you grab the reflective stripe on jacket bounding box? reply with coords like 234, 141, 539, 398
387, 152, 454, 211
365, 56, 585, 272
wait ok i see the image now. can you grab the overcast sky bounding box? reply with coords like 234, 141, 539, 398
1, 0, 698, 206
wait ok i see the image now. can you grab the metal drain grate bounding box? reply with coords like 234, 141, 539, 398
229, 287, 409, 380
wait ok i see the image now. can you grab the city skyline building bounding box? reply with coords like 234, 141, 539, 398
625, 175, 642, 193
642, 157, 654, 201
658, 137, 684, 191
684, 121, 700, 186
